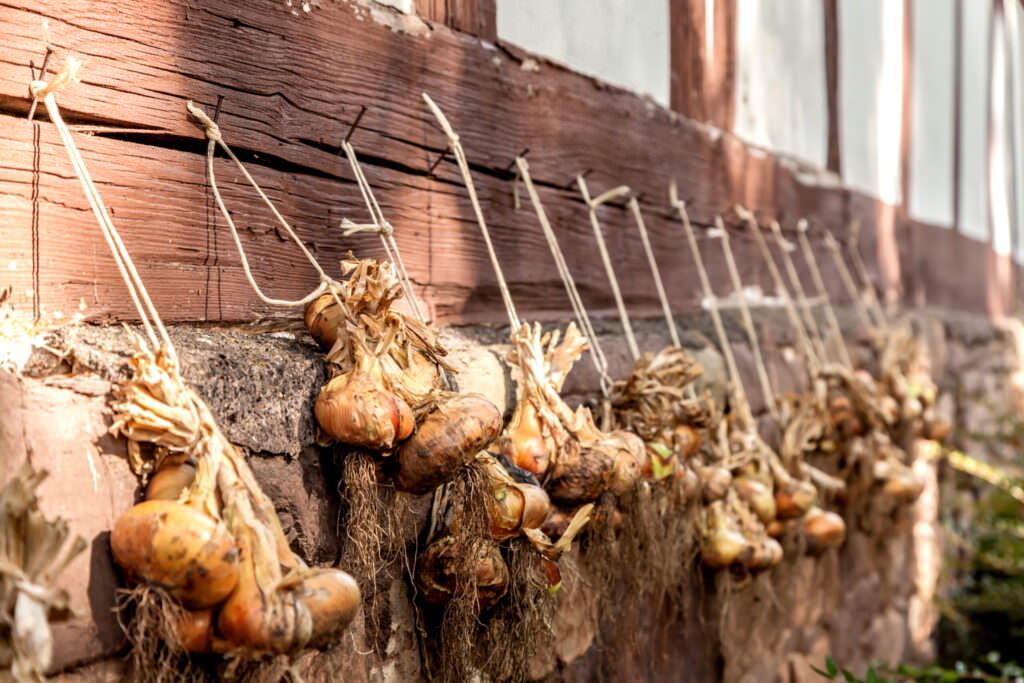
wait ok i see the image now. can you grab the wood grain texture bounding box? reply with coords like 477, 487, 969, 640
0, 0, 999, 324
415, 0, 496, 40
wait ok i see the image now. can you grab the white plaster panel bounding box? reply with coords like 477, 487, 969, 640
838, 0, 904, 204
733, 0, 827, 166
495, 0, 670, 107
908, 0, 955, 227
958, 0, 991, 243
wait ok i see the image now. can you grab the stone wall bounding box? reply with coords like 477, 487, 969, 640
2, 308, 1004, 682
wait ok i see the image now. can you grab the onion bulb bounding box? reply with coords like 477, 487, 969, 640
111, 500, 240, 609
766, 519, 786, 538
828, 396, 865, 437
701, 503, 747, 569
802, 507, 846, 555
394, 393, 503, 494
774, 479, 818, 520
733, 476, 777, 525
304, 293, 346, 351
495, 401, 550, 479
744, 537, 784, 571
488, 481, 551, 541
545, 444, 615, 505
607, 430, 647, 495
923, 418, 951, 442
699, 465, 732, 504
177, 607, 214, 653
218, 565, 361, 653
415, 537, 509, 611
315, 371, 415, 450
674, 462, 701, 501
145, 457, 196, 501
672, 424, 702, 459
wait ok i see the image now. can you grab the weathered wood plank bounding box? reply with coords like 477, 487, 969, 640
0, 0, 843, 229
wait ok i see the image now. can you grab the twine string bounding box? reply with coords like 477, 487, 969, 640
770, 221, 829, 361
422, 94, 520, 330
796, 221, 854, 368
824, 229, 873, 333
516, 157, 613, 396
712, 216, 778, 420
340, 141, 425, 322
31, 58, 175, 363
577, 176, 638, 360
187, 102, 344, 313
846, 220, 888, 327
670, 183, 755, 430
737, 206, 820, 375
629, 197, 681, 347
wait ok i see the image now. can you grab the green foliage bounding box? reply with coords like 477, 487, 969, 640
813, 653, 1024, 682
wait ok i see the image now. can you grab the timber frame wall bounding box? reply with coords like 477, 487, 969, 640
0, 0, 1014, 327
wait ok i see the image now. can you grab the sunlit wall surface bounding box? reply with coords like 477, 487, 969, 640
496, 0, 670, 107
733, 0, 827, 168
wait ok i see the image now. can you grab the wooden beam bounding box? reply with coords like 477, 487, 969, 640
416, 0, 496, 41
669, 0, 736, 129
0, 0, 1000, 324
823, 0, 841, 175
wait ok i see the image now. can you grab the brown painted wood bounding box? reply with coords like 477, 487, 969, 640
0, 0, 1003, 325
823, 0, 841, 175
416, 0, 496, 41
669, 0, 736, 128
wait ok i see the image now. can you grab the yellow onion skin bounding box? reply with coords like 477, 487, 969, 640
145, 460, 196, 501
177, 607, 215, 654
111, 500, 240, 609
923, 418, 952, 442
702, 525, 747, 569
700, 466, 732, 504
775, 479, 818, 521
733, 476, 777, 525
546, 446, 616, 506
394, 393, 503, 494
608, 431, 647, 496
766, 519, 786, 538
539, 557, 562, 594
673, 424, 702, 459
315, 372, 415, 450
488, 482, 551, 541
744, 538, 784, 571
497, 403, 550, 478
415, 537, 509, 611
679, 464, 701, 501
882, 471, 925, 502
803, 508, 847, 555
304, 294, 346, 351
218, 566, 361, 654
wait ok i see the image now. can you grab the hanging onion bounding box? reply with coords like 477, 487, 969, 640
774, 478, 818, 521
415, 536, 510, 611
496, 400, 551, 478
802, 507, 846, 555
111, 500, 240, 609
304, 293, 347, 351
145, 455, 196, 501
488, 480, 551, 541
701, 502, 747, 569
393, 393, 503, 494
314, 366, 415, 450
733, 476, 777, 525
176, 607, 215, 654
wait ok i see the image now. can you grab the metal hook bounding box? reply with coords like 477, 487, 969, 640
26, 47, 54, 122
343, 104, 367, 144
212, 94, 225, 123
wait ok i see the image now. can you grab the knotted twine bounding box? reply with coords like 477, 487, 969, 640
577, 176, 639, 362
